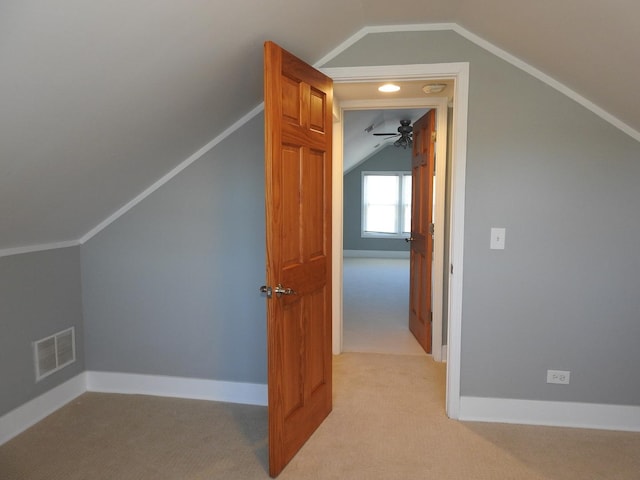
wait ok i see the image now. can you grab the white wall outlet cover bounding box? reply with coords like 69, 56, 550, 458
547, 369, 571, 384
490, 227, 506, 250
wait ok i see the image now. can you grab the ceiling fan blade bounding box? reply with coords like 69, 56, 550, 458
373, 133, 398, 136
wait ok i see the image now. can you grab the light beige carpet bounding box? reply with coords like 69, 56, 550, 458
2, 353, 639, 479
343, 257, 425, 356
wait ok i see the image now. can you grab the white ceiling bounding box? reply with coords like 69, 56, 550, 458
342, 108, 428, 173
336, 80, 453, 172
2, 0, 640, 251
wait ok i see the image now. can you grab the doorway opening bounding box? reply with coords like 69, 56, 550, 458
336, 97, 448, 357
341, 106, 432, 357
322, 62, 469, 418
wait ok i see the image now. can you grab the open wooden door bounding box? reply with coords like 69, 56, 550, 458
408, 109, 436, 354
263, 41, 333, 477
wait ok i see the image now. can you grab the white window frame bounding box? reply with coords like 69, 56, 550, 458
361, 171, 411, 239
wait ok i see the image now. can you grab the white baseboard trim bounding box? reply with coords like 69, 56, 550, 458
0, 371, 267, 446
86, 371, 268, 407
0, 373, 86, 445
343, 249, 409, 259
459, 396, 640, 432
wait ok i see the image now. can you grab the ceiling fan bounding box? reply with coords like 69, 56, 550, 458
373, 119, 413, 149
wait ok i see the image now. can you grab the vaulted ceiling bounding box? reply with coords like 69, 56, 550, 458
2, 0, 639, 252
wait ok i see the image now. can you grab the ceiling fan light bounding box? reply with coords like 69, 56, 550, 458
394, 137, 410, 149
378, 83, 400, 93
422, 83, 447, 94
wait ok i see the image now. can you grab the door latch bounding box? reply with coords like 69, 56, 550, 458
260, 284, 296, 298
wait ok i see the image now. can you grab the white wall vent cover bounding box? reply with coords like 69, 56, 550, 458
34, 327, 76, 381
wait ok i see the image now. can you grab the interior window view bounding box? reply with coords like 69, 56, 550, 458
3, 8, 640, 480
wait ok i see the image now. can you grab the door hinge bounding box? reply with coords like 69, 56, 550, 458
431, 131, 437, 142
450, 264, 454, 275
428, 223, 435, 235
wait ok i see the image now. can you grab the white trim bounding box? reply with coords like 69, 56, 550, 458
324, 62, 469, 420
0, 240, 79, 258
448, 25, 640, 143
86, 371, 267, 407
339, 98, 438, 110
460, 396, 640, 432
320, 22, 640, 142
343, 249, 409, 259
431, 96, 449, 364
322, 63, 469, 83
78, 103, 265, 244
313, 23, 456, 68
8, 22, 637, 256
361, 170, 411, 239
0, 373, 86, 446
332, 112, 345, 355
444, 62, 469, 419
0, 371, 266, 446
313, 29, 371, 68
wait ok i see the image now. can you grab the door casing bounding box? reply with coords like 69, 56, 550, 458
321, 63, 469, 419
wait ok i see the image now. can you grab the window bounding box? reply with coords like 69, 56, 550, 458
362, 172, 411, 238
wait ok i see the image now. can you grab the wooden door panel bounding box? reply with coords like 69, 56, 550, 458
282, 146, 302, 265
303, 150, 326, 259
282, 77, 301, 123
409, 110, 435, 354
264, 41, 332, 477
309, 88, 327, 132
282, 300, 304, 416
307, 288, 327, 392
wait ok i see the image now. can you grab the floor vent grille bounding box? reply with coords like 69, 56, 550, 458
34, 327, 76, 381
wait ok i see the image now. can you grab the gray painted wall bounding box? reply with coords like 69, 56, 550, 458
0, 247, 84, 416
344, 146, 411, 252
9, 28, 640, 416
81, 113, 266, 384
326, 30, 640, 406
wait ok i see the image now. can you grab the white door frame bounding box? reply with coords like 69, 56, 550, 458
321, 63, 469, 419
336, 96, 448, 363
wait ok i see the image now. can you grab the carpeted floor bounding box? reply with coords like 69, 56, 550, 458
2, 353, 639, 479
343, 257, 425, 356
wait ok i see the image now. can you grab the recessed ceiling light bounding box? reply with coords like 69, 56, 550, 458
422, 83, 447, 94
378, 83, 400, 93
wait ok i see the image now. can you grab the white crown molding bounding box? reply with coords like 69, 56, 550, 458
86, 371, 267, 407
78, 103, 265, 245
0, 240, 80, 259
460, 396, 640, 432
6, 22, 639, 257
313, 23, 456, 68
0, 373, 86, 446
446, 25, 640, 143
324, 22, 640, 143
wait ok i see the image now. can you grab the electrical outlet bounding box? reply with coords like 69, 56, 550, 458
547, 369, 571, 385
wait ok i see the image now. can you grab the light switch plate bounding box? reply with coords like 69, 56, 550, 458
490, 227, 506, 250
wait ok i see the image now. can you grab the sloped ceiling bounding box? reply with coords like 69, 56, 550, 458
2, 0, 639, 252
335, 79, 452, 173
